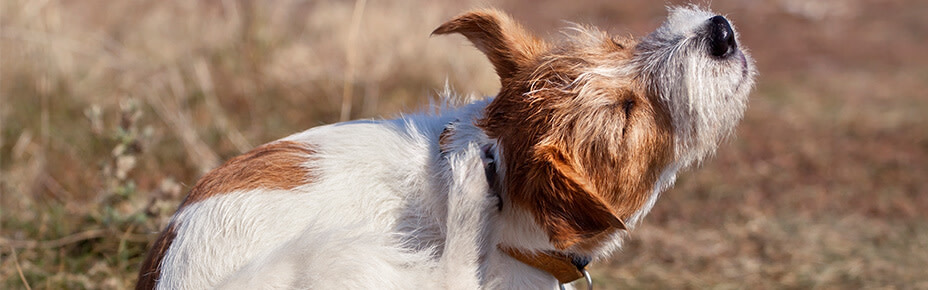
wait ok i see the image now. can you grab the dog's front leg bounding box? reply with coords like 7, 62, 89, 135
440, 142, 498, 289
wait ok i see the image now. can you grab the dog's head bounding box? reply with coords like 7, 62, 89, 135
434, 6, 755, 251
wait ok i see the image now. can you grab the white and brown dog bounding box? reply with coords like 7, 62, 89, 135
137, 6, 755, 289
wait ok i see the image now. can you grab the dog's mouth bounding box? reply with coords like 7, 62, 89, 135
733, 50, 753, 94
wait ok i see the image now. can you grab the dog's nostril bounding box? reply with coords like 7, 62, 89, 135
708, 15, 736, 58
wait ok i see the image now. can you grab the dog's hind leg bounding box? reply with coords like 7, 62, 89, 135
438, 142, 499, 289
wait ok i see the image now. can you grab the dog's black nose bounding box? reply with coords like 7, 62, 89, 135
707, 15, 736, 58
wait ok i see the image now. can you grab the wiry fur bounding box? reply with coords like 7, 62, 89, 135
635, 6, 756, 168
137, 6, 755, 290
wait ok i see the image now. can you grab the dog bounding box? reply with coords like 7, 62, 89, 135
137, 5, 755, 289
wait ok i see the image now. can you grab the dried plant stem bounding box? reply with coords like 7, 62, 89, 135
117, 224, 137, 268
41, 173, 73, 203
193, 58, 253, 153
1, 229, 108, 250
0, 33, 4, 235
10, 246, 33, 290
340, 0, 367, 121
143, 80, 221, 173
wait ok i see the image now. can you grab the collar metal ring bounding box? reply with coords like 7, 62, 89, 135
558, 269, 593, 290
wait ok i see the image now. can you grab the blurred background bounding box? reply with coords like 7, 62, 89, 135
1, 0, 926, 288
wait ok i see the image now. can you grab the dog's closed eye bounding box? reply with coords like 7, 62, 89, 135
622, 100, 634, 118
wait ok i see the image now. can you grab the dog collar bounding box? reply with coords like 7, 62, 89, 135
498, 245, 593, 288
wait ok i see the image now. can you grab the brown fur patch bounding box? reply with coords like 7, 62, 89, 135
179, 140, 316, 207
136, 140, 315, 289
436, 11, 674, 250
136, 223, 177, 290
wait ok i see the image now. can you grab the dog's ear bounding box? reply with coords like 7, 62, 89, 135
432, 9, 546, 83
527, 144, 627, 250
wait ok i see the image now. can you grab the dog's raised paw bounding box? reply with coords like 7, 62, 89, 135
447, 142, 496, 209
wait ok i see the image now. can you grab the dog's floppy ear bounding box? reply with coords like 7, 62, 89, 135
528, 144, 627, 250
432, 9, 546, 82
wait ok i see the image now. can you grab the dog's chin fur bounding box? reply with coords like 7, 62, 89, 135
636, 6, 756, 169
137, 6, 755, 290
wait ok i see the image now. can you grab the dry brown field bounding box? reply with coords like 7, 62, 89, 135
2, 0, 926, 288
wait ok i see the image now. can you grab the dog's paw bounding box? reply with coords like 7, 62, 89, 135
447, 142, 496, 211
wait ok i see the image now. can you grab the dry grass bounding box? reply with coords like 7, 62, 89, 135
2, 0, 926, 289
